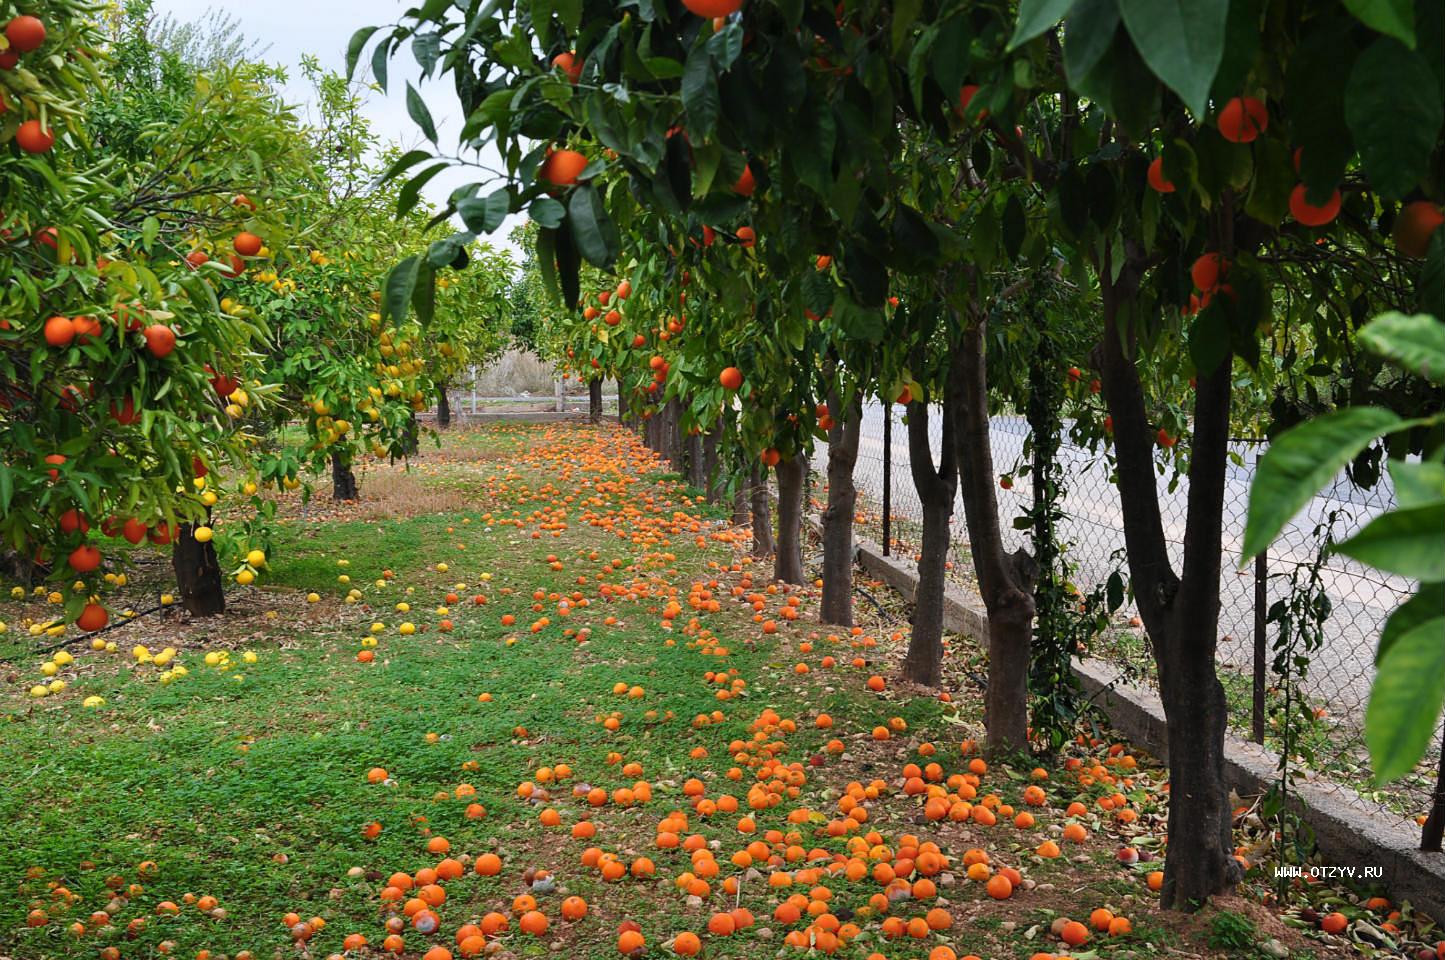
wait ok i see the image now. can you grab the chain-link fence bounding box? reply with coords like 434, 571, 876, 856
812, 401, 1438, 824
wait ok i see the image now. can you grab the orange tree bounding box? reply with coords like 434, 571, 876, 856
996, 0, 1443, 904
357, 0, 1443, 908
79, 13, 339, 613
0, 1, 286, 628
426, 242, 516, 428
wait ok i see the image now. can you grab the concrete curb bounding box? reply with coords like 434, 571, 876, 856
823, 519, 1445, 922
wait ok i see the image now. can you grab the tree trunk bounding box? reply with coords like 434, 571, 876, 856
902, 394, 957, 687
436, 382, 452, 429
703, 429, 723, 503
173, 522, 224, 617
820, 388, 863, 626
1097, 246, 1242, 909
1421, 726, 1445, 852
646, 407, 664, 453
949, 316, 1037, 755
732, 475, 751, 527
401, 411, 419, 456
664, 399, 686, 471
774, 456, 806, 584
588, 378, 603, 424
750, 463, 775, 557
686, 431, 705, 489
332, 452, 359, 501
618, 382, 630, 427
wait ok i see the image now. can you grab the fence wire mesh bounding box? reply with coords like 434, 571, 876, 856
812, 401, 1437, 825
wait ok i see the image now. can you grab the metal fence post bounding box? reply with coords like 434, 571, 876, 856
1253, 547, 1267, 745
882, 401, 892, 557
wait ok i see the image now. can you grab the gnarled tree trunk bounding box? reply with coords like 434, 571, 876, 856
774, 455, 806, 584
950, 317, 1037, 755
750, 463, 774, 557
332, 452, 359, 501
902, 390, 958, 687
588, 378, 603, 423
173, 521, 224, 616
1097, 248, 1241, 909
820, 388, 863, 626
436, 381, 452, 429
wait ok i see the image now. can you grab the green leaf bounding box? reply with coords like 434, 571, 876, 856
382, 255, 421, 324
1063, 0, 1121, 85
529, 197, 565, 228
1366, 607, 1445, 782
396, 162, 449, 217
1243, 135, 1293, 225
346, 25, 380, 79
1284, 22, 1357, 202
1376, 583, 1445, 663
412, 260, 436, 327
892, 0, 923, 53
567, 183, 618, 269
1118, 0, 1229, 118
1337, 503, 1445, 580
1344, 38, 1444, 200
1359, 311, 1445, 383
1421, 230, 1445, 320
1344, 0, 1416, 47
1188, 304, 1230, 376
141, 216, 160, 251
681, 46, 719, 137
371, 39, 390, 92
406, 82, 439, 143
1390, 459, 1445, 509
1008, 0, 1077, 51
535, 227, 561, 305
1240, 407, 1404, 562
378, 148, 434, 185
457, 190, 512, 234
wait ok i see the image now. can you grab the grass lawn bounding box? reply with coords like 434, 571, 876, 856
0, 423, 1421, 960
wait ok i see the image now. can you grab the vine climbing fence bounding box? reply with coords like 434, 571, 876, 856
810, 401, 1436, 825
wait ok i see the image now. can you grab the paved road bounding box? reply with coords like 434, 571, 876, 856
811, 401, 1412, 718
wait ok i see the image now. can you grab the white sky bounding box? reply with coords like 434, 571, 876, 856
151, 0, 526, 256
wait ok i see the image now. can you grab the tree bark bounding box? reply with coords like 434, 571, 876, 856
820, 388, 863, 626
664, 398, 686, 471
774, 455, 806, 584
750, 463, 774, 556
618, 381, 630, 427
949, 317, 1037, 755
173, 522, 224, 617
703, 429, 723, 503
645, 406, 664, 453
902, 393, 958, 687
686, 431, 706, 489
732, 476, 750, 526
436, 381, 452, 429
401, 411, 419, 456
1422, 726, 1444, 852
332, 452, 359, 501
1096, 248, 1242, 910
588, 378, 603, 423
